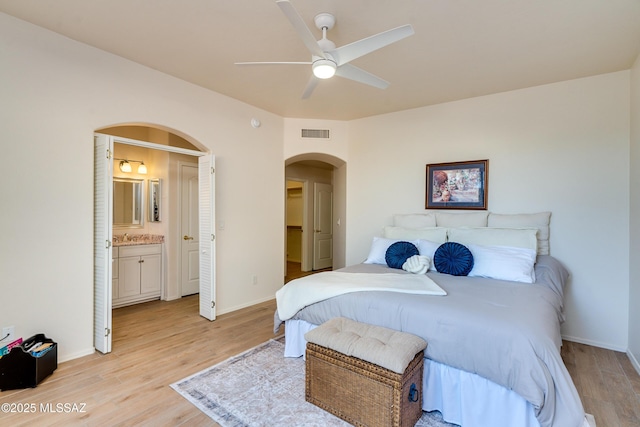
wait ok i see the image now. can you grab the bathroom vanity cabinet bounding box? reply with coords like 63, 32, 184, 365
112, 244, 162, 308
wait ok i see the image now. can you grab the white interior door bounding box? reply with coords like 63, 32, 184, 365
199, 155, 216, 320
94, 133, 113, 354
313, 183, 333, 270
180, 163, 200, 296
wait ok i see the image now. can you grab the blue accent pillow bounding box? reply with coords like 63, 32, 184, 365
385, 241, 420, 269
434, 242, 474, 276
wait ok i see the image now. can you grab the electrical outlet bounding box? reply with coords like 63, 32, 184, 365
252, 275, 258, 286
2, 326, 15, 342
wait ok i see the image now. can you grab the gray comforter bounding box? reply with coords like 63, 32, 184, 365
276, 256, 585, 427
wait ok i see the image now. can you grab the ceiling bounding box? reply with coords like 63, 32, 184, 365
1, 0, 639, 121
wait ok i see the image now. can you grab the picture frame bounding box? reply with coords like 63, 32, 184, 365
148, 178, 161, 222
426, 159, 488, 210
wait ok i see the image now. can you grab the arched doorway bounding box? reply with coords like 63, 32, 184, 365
94, 124, 215, 353
285, 153, 346, 281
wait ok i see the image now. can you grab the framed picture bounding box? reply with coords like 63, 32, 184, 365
426, 160, 488, 210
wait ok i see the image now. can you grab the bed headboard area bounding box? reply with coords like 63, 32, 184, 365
365, 211, 553, 284
388, 211, 551, 255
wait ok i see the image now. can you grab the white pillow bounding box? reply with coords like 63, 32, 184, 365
393, 213, 437, 228
383, 226, 447, 243
467, 244, 537, 283
488, 212, 551, 255
416, 240, 440, 271
435, 211, 488, 227
364, 237, 419, 265
447, 227, 538, 252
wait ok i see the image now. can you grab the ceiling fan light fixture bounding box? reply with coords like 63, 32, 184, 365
312, 59, 337, 79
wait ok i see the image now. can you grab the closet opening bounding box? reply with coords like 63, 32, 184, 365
285, 154, 347, 282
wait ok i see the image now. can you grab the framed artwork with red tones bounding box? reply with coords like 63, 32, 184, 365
426, 160, 488, 210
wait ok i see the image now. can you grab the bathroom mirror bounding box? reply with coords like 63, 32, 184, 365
113, 178, 144, 228
149, 178, 161, 222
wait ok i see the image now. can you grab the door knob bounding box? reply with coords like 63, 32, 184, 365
183, 235, 194, 240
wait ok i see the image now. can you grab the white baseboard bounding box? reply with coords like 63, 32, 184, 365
58, 347, 95, 363
216, 296, 275, 316
627, 349, 640, 376
561, 334, 626, 352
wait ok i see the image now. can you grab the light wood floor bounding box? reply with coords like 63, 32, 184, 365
562, 341, 640, 427
0, 296, 276, 426
1, 295, 639, 427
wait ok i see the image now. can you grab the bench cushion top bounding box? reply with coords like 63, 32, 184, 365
304, 317, 427, 374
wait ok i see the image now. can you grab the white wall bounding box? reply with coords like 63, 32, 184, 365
0, 13, 285, 361
347, 72, 631, 351
1, 10, 636, 362
284, 118, 350, 269
283, 119, 349, 162
629, 53, 640, 370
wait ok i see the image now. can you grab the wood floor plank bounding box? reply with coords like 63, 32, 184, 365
601, 370, 640, 426
593, 346, 626, 376
1, 294, 639, 426
582, 396, 621, 427
616, 351, 640, 396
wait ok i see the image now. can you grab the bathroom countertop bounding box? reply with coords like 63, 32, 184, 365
113, 234, 164, 247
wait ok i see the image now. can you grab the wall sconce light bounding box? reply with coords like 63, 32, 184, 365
115, 158, 147, 174
119, 160, 132, 173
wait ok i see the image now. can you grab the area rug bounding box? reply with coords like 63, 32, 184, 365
171, 338, 457, 427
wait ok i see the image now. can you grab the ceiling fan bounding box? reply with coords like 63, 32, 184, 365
235, 0, 415, 99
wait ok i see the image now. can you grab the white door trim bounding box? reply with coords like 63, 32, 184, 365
100, 133, 204, 157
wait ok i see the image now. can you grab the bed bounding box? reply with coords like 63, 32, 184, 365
275, 211, 591, 427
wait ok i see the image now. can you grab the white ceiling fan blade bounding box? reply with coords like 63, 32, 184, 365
276, 0, 325, 59
235, 61, 311, 66
335, 64, 389, 89
301, 75, 319, 99
331, 24, 414, 66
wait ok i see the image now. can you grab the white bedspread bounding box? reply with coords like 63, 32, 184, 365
276, 271, 446, 321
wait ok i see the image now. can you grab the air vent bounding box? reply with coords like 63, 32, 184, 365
301, 129, 330, 139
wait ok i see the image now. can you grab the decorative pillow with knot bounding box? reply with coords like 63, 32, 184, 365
434, 242, 474, 276
385, 241, 420, 269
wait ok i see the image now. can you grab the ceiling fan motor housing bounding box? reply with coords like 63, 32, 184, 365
314, 13, 335, 30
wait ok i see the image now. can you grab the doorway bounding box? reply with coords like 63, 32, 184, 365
93, 127, 215, 354
180, 162, 200, 296
286, 179, 305, 282
285, 159, 336, 280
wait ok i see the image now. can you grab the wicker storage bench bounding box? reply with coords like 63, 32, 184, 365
304, 317, 427, 427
